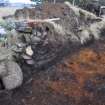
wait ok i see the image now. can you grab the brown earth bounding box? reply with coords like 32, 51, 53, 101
14, 3, 71, 19
1, 3, 105, 105
0, 39, 105, 105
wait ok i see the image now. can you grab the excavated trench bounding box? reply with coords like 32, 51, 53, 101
1, 2, 105, 105
0, 39, 105, 105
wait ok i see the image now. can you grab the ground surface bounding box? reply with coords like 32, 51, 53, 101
0, 7, 16, 17
0, 39, 105, 105
1, 5, 105, 105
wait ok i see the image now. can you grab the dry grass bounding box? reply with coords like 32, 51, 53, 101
0, 7, 17, 17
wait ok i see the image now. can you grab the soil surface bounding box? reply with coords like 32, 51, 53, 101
0, 38, 105, 105
1, 3, 105, 105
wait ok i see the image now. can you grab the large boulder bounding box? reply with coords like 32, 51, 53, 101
2, 61, 23, 90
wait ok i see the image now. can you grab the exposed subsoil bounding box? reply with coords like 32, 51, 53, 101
14, 3, 70, 19
1, 3, 105, 105
0, 38, 105, 105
